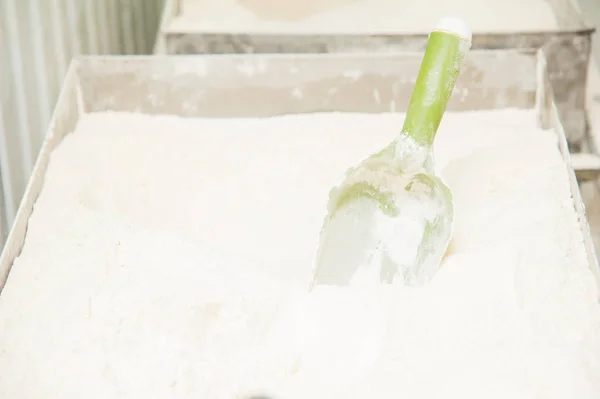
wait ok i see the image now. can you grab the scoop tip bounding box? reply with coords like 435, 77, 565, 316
435, 17, 472, 42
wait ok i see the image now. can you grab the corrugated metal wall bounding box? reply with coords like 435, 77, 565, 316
0, 0, 165, 240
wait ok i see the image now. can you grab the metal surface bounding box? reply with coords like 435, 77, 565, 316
156, 0, 594, 153
0, 50, 598, 295
0, 0, 165, 244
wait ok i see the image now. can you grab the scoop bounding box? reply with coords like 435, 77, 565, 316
312, 17, 472, 288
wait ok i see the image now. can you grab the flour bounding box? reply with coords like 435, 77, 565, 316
0, 110, 599, 398
170, 0, 559, 33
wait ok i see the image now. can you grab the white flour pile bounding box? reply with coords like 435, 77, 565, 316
0, 110, 599, 398
170, 0, 559, 33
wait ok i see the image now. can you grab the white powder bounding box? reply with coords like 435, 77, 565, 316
0, 110, 599, 398
170, 0, 559, 33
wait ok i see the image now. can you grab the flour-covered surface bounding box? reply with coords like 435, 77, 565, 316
0, 110, 599, 398
170, 0, 558, 33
